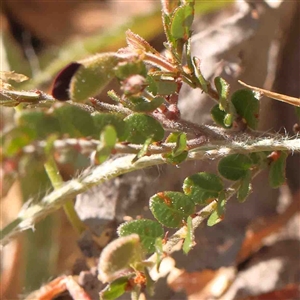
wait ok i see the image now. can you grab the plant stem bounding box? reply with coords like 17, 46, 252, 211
44, 156, 86, 234
1, 137, 299, 246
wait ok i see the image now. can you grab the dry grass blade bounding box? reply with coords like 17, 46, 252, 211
238, 80, 300, 107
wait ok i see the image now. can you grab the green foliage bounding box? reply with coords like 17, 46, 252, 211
100, 276, 131, 300
98, 234, 143, 283
183, 172, 224, 204
17, 110, 61, 139
93, 113, 128, 141
95, 125, 117, 164
214, 76, 230, 111
207, 192, 226, 226
118, 219, 164, 253
218, 154, 252, 181
3, 127, 36, 156
231, 89, 260, 129
124, 113, 164, 144
163, 132, 188, 164
54, 104, 96, 137
211, 104, 233, 128
1, 0, 299, 298
170, 3, 194, 40
129, 96, 164, 112
150, 191, 195, 228
147, 76, 178, 95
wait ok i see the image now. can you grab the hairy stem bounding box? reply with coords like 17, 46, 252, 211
1, 137, 299, 246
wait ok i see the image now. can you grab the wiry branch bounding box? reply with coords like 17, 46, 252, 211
1, 136, 300, 246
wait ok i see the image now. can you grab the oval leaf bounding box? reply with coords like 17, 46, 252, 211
171, 4, 194, 40
3, 127, 36, 156
93, 113, 128, 141
214, 76, 230, 111
18, 110, 61, 139
130, 96, 164, 112
100, 276, 131, 300
54, 104, 95, 137
218, 154, 252, 181
231, 89, 260, 129
163, 151, 188, 165
118, 219, 164, 254
98, 234, 143, 283
146, 76, 178, 96
183, 172, 224, 204
124, 113, 164, 144
211, 104, 232, 128
67, 53, 120, 102
150, 191, 195, 228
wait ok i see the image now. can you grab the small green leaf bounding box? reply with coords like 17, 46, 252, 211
211, 104, 228, 128
224, 113, 233, 127
269, 151, 288, 188
101, 125, 117, 148
130, 96, 164, 112
132, 137, 152, 163
18, 110, 61, 139
150, 191, 195, 228
118, 219, 164, 254
100, 276, 131, 300
231, 89, 260, 129
218, 154, 252, 181
124, 113, 164, 144
249, 152, 263, 165
171, 4, 194, 40
95, 147, 111, 165
211, 105, 233, 128
207, 192, 226, 226
114, 61, 147, 80
163, 132, 188, 164
3, 127, 36, 156
163, 151, 188, 165
165, 132, 179, 143
237, 170, 252, 202
95, 125, 117, 164
192, 57, 209, 93
54, 104, 95, 137
146, 76, 178, 96
173, 133, 187, 157
183, 216, 194, 254
214, 77, 230, 111
69, 53, 121, 102
98, 234, 143, 283
93, 113, 128, 141
183, 172, 224, 204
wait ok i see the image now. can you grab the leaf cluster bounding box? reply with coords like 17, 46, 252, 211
1, 0, 299, 299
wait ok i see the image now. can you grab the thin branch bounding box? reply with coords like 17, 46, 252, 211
1, 136, 299, 246
20, 136, 300, 157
